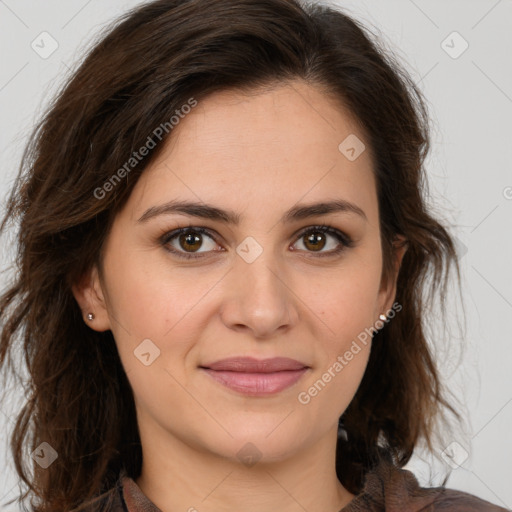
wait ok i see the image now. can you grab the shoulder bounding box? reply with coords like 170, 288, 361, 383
78, 472, 126, 512
343, 456, 510, 512
424, 487, 511, 511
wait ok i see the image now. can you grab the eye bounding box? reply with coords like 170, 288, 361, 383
160, 225, 354, 260
291, 225, 354, 258
161, 227, 221, 259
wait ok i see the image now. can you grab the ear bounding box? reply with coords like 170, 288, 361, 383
376, 235, 408, 317
71, 265, 111, 332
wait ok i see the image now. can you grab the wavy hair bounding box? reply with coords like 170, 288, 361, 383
0, 0, 465, 510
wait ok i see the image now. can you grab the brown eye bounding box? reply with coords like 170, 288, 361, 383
179, 231, 203, 252
302, 231, 327, 252
161, 227, 220, 259
292, 225, 353, 257
161, 225, 353, 261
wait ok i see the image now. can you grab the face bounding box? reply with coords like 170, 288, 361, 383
74, 80, 405, 465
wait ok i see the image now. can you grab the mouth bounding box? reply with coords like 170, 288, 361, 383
199, 357, 310, 396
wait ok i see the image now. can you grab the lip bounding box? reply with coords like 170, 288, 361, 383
202, 356, 308, 372
199, 357, 309, 396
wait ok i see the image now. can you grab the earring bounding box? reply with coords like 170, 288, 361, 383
379, 314, 387, 321
87, 313, 95, 321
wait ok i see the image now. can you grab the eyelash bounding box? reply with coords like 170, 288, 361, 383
159, 225, 354, 260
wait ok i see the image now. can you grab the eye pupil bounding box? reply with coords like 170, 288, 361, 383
304, 232, 326, 251
180, 232, 202, 252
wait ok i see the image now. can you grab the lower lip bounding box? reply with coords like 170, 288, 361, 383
201, 368, 308, 396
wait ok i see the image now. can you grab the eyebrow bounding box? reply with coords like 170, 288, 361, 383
137, 198, 367, 224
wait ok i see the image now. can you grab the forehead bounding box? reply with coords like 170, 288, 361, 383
167, 81, 369, 162
128, 81, 378, 224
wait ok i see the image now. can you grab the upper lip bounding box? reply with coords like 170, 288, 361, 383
200, 357, 309, 372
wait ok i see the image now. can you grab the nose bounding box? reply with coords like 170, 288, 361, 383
219, 248, 299, 339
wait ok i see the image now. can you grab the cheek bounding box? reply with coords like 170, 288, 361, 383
101, 249, 217, 393
295, 337, 371, 433
308, 261, 382, 346
103, 245, 219, 338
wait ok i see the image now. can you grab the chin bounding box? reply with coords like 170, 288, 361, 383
200, 422, 311, 465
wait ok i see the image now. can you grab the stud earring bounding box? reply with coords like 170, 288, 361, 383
379, 314, 387, 321
87, 313, 95, 321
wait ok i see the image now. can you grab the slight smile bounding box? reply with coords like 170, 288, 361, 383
199, 357, 310, 396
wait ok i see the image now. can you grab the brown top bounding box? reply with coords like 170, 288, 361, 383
102, 457, 510, 512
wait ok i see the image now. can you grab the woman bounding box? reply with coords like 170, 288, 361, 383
0, 0, 509, 511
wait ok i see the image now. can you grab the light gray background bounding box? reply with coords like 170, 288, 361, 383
1, 0, 511, 510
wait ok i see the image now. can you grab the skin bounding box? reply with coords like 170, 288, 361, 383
73, 80, 407, 512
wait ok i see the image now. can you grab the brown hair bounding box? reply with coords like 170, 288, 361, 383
0, 0, 465, 510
